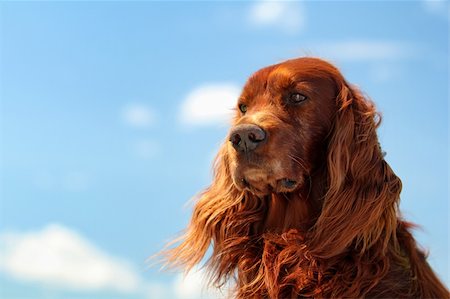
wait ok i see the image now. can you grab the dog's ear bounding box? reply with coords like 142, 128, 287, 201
310, 82, 402, 258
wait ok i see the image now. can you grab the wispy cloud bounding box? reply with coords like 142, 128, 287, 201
180, 83, 241, 127
248, 0, 305, 34
422, 0, 449, 17
122, 103, 156, 129
132, 139, 161, 160
61, 171, 91, 192
368, 63, 403, 83
0, 224, 141, 293
121, 104, 161, 160
33, 171, 90, 192
309, 40, 412, 62
300, 40, 414, 84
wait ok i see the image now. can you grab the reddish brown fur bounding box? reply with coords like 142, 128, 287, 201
162, 58, 449, 298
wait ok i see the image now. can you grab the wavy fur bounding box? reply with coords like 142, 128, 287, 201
162, 58, 448, 298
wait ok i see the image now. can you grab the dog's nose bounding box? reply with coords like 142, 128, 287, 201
229, 124, 266, 152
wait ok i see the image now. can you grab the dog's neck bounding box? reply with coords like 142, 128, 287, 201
263, 171, 326, 233
263, 194, 315, 233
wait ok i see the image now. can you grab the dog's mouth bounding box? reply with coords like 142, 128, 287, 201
234, 168, 301, 196
240, 177, 298, 195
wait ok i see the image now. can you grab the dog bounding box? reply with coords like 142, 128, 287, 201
163, 57, 449, 298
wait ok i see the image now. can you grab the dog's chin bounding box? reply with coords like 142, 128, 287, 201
232, 168, 304, 197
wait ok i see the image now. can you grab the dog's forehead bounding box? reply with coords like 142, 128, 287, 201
247, 58, 339, 88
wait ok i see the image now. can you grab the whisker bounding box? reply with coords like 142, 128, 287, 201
288, 154, 307, 172
288, 154, 313, 199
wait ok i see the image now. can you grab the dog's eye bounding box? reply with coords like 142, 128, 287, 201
239, 104, 248, 114
289, 93, 307, 104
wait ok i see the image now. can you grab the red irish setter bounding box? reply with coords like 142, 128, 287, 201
164, 58, 448, 298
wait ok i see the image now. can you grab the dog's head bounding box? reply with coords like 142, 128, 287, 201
228, 58, 340, 196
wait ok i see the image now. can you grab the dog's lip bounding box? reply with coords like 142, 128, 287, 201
237, 177, 270, 196
239, 176, 298, 196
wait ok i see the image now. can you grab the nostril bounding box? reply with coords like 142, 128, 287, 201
230, 133, 242, 146
248, 129, 265, 143
248, 132, 263, 143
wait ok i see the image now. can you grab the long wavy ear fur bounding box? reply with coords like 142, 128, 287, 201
162, 143, 265, 288
310, 82, 402, 258
162, 144, 237, 270
305, 79, 448, 298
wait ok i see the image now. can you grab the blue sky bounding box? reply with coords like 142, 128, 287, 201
0, 1, 448, 298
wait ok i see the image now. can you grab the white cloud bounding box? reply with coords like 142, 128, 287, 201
142, 267, 228, 299
143, 281, 169, 299
180, 83, 241, 127
122, 103, 156, 128
248, 1, 305, 34
311, 40, 411, 62
173, 267, 228, 299
0, 224, 141, 293
0, 225, 230, 298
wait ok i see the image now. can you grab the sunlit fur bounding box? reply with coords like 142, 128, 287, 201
162, 58, 448, 298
